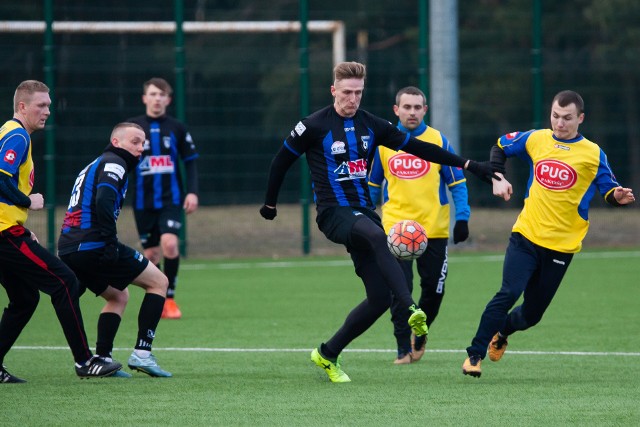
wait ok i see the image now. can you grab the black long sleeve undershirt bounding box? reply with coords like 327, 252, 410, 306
0, 173, 31, 207
489, 144, 507, 174
263, 146, 299, 206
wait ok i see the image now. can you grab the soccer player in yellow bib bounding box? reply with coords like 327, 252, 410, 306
369, 86, 470, 364
462, 90, 635, 378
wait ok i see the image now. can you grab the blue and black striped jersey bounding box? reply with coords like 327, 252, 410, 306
127, 114, 198, 210
58, 148, 132, 254
284, 105, 411, 209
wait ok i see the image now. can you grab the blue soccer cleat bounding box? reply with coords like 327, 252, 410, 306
127, 352, 172, 377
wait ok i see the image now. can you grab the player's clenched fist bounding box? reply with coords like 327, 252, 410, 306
28, 193, 44, 210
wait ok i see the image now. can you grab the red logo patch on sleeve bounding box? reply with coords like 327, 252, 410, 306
4, 149, 17, 165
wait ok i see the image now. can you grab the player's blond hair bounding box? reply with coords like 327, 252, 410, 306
13, 80, 49, 113
333, 61, 366, 83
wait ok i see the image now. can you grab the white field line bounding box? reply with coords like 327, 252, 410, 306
12, 346, 640, 357
183, 250, 640, 270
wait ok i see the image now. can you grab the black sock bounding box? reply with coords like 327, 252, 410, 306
96, 312, 122, 358
163, 256, 179, 298
320, 343, 338, 362
135, 293, 165, 351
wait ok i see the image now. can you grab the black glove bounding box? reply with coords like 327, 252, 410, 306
100, 241, 119, 265
259, 204, 277, 220
453, 220, 469, 244
466, 160, 501, 184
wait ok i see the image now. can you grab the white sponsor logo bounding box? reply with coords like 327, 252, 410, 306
553, 259, 566, 265
104, 163, 125, 179
139, 155, 175, 175
554, 144, 570, 151
167, 219, 182, 230
331, 141, 346, 154
294, 121, 306, 136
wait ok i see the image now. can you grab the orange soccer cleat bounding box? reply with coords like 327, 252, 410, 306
161, 298, 182, 319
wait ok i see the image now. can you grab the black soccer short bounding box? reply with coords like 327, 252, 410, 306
133, 205, 182, 249
316, 206, 383, 248
60, 243, 149, 296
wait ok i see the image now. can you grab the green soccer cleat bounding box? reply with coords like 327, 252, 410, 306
407, 305, 428, 337
127, 352, 172, 377
311, 348, 351, 383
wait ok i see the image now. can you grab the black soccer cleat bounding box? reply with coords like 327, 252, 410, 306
1, 365, 26, 383
75, 356, 122, 379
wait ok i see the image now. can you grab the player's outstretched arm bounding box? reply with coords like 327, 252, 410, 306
402, 138, 499, 183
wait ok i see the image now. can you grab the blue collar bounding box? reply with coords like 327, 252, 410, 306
397, 121, 427, 137
552, 133, 584, 143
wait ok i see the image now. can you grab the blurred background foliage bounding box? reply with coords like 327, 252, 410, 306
1, 0, 639, 209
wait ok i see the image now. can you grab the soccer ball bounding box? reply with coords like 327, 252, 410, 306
386, 220, 428, 260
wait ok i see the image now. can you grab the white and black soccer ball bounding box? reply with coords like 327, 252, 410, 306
387, 220, 428, 260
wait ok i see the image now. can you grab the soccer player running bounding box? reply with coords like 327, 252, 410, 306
368, 86, 470, 364
259, 61, 498, 382
127, 78, 199, 320
462, 90, 635, 378
58, 122, 172, 378
0, 80, 122, 382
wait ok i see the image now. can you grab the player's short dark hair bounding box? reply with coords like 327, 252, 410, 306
143, 77, 173, 96
333, 62, 366, 82
395, 86, 427, 106
111, 122, 145, 139
552, 90, 584, 114
14, 80, 49, 112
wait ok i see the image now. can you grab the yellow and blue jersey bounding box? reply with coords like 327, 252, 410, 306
498, 129, 619, 253
368, 122, 469, 237
0, 119, 34, 231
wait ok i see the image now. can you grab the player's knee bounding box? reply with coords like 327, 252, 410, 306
160, 235, 179, 257
111, 288, 129, 306
156, 274, 169, 293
